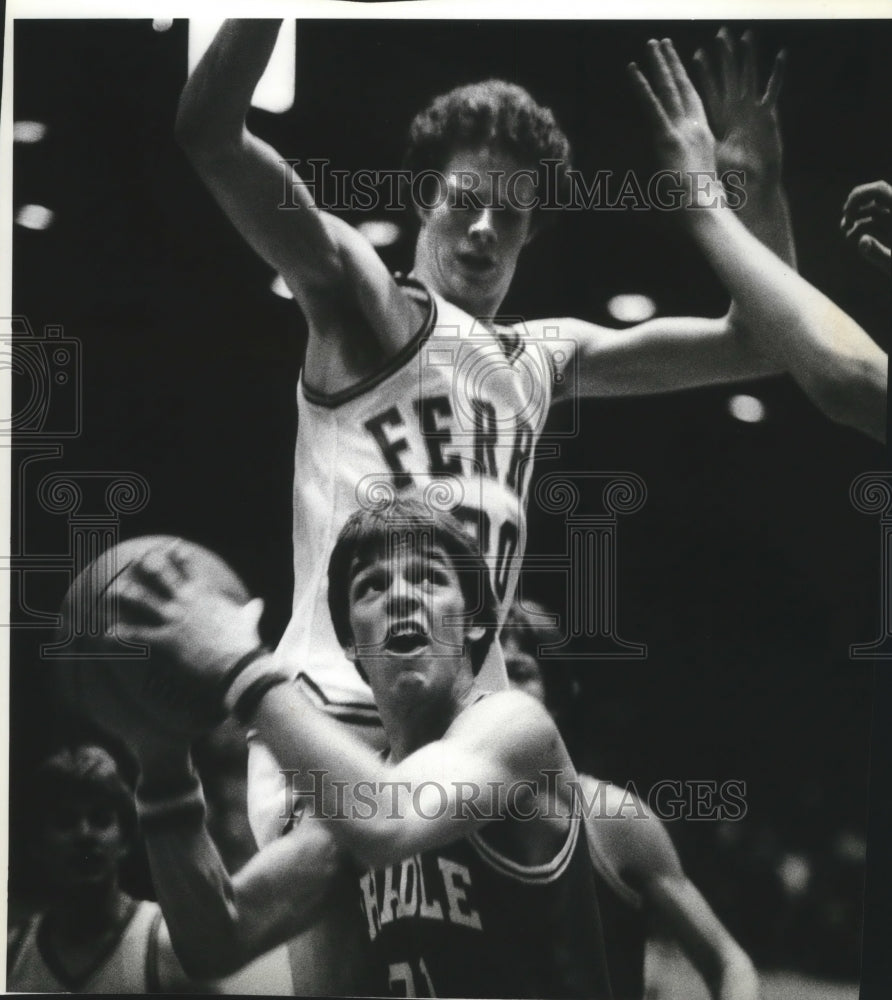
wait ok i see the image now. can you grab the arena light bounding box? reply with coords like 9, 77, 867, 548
152, 18, 174, 33
271, 274, 294, 299
355, 220, 402, 248
15, 205, 54, 230
727, 394, 767, 424
777, 854, 811, 896
188, 20, 295, 114
13, 121, 47, 144
606, 293, 657, 324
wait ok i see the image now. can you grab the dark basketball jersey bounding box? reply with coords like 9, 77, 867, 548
589, 864, 646, 1000
580, 778, 648, 999
357, 815, 613, 999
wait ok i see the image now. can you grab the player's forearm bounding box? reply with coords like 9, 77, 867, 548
175, 19, 283, 150
735, 178, 797, 269
712, 949, 761, 1000
136, 752, 248, 978
137, 743, 340, 976
692, 192, 887, 440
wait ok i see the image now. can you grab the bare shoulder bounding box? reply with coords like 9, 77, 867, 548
580, 776, 683, 886
448, 689, 565, 768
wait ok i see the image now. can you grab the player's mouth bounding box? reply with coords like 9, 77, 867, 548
456, 252, 496, 277
385, 621, 430, 656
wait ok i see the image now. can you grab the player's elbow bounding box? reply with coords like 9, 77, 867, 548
808, 358, 887, 441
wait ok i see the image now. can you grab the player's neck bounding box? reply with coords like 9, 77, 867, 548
381, 671, 478, 762
411, 248, 507, 318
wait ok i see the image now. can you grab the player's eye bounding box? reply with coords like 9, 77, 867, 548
353, 571, 384, 599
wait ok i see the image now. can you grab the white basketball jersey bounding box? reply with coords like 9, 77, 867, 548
6, 900, 163, 994
275, 275, 554, 713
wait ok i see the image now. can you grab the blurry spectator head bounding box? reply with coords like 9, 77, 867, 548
28, 744, 136, 896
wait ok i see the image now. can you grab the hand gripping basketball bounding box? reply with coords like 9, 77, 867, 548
115, 540, 266, 689
54, 535, 268, 745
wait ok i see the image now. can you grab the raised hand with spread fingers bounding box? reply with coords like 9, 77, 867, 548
629, 37, 887, 444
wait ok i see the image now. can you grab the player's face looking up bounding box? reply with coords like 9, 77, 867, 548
415, 146, 535, 317
345, 539, 484, 701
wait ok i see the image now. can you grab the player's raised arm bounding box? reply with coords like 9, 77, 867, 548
174, 19, 421, 365
542, 31, 796, 402
626, 38, 887, 442
693, 28, 795, 268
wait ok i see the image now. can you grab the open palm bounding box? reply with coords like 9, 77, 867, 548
694, 28, 786, 184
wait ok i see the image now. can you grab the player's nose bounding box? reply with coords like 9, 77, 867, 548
386, 575, 423, 616
468, 208, 496, 246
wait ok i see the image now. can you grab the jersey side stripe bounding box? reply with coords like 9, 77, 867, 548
300, 276, 437, 409
469, 814, 580, 885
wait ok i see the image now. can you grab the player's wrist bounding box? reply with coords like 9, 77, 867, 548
136, 753, 206, 833
219, 644, 290, 724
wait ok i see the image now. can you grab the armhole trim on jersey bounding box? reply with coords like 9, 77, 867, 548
145, 904, 164, 994
470, 814, 580, 885
584, 822, 643, 911
294, 672, 383, 724
300, 274, 437, 409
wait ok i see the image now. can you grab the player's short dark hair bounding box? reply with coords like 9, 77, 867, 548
403, 79, 572, 230
32, 743, 137, 842
328, 496, 498, 680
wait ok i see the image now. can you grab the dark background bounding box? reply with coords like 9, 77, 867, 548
9, 17, 891, 988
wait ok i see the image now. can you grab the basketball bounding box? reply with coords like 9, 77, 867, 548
53, 535, 252, 742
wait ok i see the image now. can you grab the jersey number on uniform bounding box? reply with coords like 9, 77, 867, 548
388, 957, 437, 997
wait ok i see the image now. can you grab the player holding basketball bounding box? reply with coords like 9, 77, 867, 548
176, 20, 794, 807
101, 505, 614, 999
502, 599, 760, 1000
175, 21, 794, 993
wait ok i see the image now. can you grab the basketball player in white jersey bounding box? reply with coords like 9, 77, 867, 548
175, 21, 797, 993
502, 600, 761, 1000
